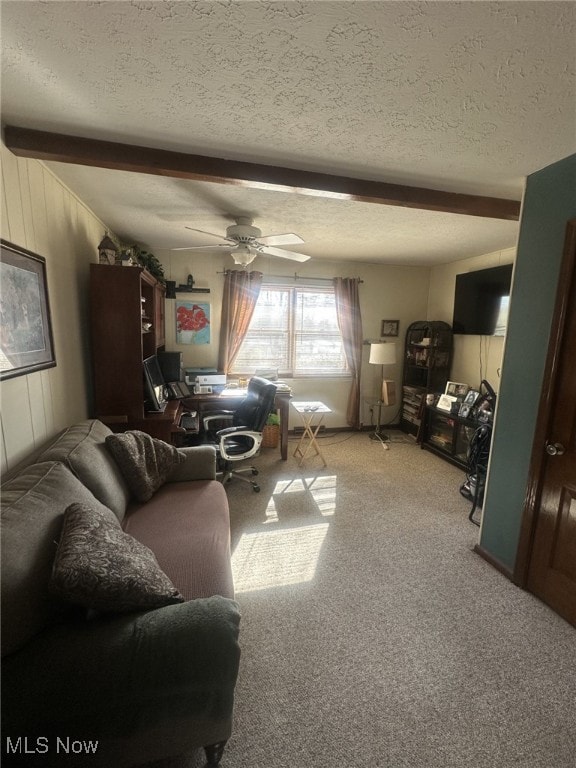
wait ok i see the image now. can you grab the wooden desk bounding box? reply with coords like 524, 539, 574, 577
183, 390, 291, 460
98, 400, 186, 445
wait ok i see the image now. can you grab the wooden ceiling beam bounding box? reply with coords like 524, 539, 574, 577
4, 126, 521, 220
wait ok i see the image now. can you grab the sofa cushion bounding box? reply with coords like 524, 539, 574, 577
124, 480, 234, 601
51, 502, 184, 612
38, 419, 130, 522
0, 462, 114, 657
105, 431, 186, 502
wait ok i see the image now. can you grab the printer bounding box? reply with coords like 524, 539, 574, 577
184, 368, 227, 394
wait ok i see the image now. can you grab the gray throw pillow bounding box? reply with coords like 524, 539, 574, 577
105, 431, 186, 502
50, 503, 184, 612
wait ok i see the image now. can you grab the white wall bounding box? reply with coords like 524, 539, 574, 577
427, 247, 516, 393
158, 250, 431, 431
0, 142, 109, 472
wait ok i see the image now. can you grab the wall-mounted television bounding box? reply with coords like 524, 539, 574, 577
452, 264, 513, 336
143, 354, 169, 412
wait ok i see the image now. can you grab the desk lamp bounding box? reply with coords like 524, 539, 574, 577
369, 342, 397, 442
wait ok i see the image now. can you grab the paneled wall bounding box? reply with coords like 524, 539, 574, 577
0, 142, 108, 472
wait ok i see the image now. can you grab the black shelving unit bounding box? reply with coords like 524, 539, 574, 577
420, 406, 478, 469
400, 321, 453, 437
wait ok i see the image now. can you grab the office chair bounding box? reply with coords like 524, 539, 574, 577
203, 376, 278, 492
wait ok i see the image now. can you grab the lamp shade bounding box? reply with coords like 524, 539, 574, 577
369, 342, 396, 365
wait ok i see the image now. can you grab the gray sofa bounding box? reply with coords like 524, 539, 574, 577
1, 419, 240, 768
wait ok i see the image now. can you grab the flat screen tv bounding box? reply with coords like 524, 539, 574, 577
143, 354, 168, 412
452, 264, 513, 336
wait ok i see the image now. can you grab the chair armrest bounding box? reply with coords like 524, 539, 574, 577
167, 445, 217, 481
203, 412, 234, 429
216, 425, 248, 437
219, 430, 263, 461
2, 597, 241, 756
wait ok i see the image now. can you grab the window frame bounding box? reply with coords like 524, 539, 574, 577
231, 283, 349, 378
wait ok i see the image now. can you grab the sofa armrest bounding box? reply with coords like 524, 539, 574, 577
167, 445, 217, 482
1, 596, 241, 766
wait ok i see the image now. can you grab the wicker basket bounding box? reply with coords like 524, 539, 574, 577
261, 424, 280, 449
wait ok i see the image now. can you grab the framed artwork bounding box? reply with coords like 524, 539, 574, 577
0, 240, 56, 380
445, 381, 469, 398
176, 300, 211, 344
381, 319, 399, 337
464, 389, 480, 406
436, 393, 457, 412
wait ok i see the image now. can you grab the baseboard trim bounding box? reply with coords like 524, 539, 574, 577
289, 425, 354, 435
473, 544, 514, 581
288, 424, 402, 435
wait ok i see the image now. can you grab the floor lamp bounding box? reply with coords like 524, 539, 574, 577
369, 341, 397, 442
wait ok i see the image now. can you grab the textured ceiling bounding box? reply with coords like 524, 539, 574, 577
1, 1, 575, 266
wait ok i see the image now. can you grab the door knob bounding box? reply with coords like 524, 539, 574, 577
546, 442, 565, 456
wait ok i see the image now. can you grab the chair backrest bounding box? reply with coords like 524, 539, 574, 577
233, 377, 277, 432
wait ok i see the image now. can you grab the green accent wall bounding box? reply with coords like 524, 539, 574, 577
480, 154, 576, 571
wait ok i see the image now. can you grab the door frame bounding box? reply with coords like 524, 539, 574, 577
514, 219, 576, 587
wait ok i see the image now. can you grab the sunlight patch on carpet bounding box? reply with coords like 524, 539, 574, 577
232, 522, 329, 593
262, 475, 337, 524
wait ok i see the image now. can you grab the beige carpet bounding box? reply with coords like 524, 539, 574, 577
155, 431, 576, 768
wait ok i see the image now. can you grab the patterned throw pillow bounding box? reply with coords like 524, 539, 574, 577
50, 503, 184, 612
105, 431, 186, 502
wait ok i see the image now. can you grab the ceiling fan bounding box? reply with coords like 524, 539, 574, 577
172, 216, 310, 267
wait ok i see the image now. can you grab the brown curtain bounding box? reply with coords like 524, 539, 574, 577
333, 277, 363, 429
218, 270, 264, 372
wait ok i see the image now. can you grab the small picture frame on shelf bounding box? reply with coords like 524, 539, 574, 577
459, 403, 471, 418
445, 381, 468, 398
381, 319, 399, 337
437, 394, 457, 412
463, 389, 480, 406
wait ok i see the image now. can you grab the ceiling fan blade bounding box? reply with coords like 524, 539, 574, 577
171, 244, 231, 252
261, 245, 310, 262
184, 226, 231, 241
257, 232, 304, 247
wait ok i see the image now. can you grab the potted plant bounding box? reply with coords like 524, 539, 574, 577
133, 246, 166, 284
262, 412, 280, 449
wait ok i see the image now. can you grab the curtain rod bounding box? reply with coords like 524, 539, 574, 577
217, 270, 363, 283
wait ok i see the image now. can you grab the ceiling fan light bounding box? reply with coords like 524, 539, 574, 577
232, 245, 257, 267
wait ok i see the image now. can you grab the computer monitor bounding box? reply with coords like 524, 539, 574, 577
143, 355, 169, 412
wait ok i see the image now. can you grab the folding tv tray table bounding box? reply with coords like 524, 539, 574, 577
291, 401, 332, 467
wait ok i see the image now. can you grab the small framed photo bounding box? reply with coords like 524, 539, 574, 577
445, 381, 469, 398
437, 393, 457, 412
459, 403, 471, 419
381, 319, 399, 337
464, 389, 480, 406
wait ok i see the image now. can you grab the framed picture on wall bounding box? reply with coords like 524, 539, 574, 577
381, 319, 399, 337
175, 300, 211, 344
0, 240, 56, 380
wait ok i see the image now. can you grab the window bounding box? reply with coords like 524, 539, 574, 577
232, 285, 347, 377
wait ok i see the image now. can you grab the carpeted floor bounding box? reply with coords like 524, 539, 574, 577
155, 431, 576, 768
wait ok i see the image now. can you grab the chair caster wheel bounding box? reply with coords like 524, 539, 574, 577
251, 468, 259, 476
252, 485, 260, 493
